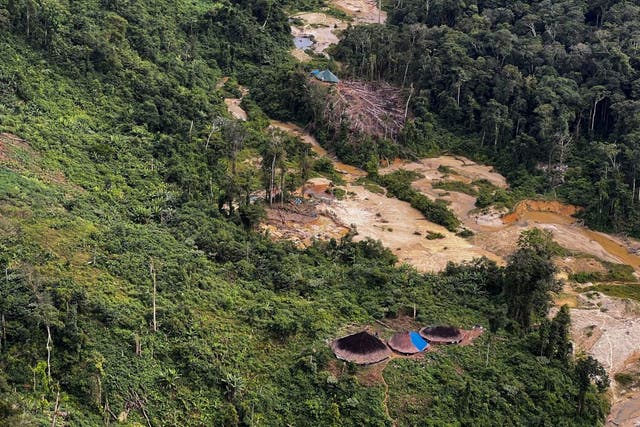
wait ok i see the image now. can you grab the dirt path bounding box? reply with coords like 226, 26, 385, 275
269, 121, 365, 182
380, 368, 396, 427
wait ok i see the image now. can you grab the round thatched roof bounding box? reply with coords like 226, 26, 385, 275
330, 331, 391, 365
419, 325, 463, 344
388, 331, 429, 354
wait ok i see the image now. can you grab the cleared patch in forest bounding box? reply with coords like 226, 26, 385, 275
319, 80, 407, 141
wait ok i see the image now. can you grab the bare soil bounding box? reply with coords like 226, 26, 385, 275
565, 293, 640, 427
289, 0, 386, 59
382, 156, 508, 188
223, 98, 247, 121
331, 0, 387, 24
261, 203, 349, 247
327, 184, 503, 272
290, 12, 346, 55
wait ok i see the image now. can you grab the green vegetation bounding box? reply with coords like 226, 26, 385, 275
313, 157, 346, 185
585, 284, 640, 302
425, 231, 445, 240
504, 229, 560, 330
571, 262, 637, 283
372, 170, 461, 231
355, 177, 386, 194
614, 372, 640, 388
432, 180, 478, 196
0, 0, 612, 425
456, 228, 474, 238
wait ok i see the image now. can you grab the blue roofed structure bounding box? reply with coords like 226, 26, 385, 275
311, 69, 339, 83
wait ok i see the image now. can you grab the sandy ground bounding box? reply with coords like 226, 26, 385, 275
290, 12, 346, 55
382, 156, 508, 188
380, 156, 508, 232
564, 293, 640, 427
224, 98, 247, 121
289, 0, 386, 59
327, 185, 503, 272
332, 0, 387, 24
219, 77, 249, 121
262, 204, 349, 247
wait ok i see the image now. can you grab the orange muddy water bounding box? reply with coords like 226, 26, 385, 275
510, 202, 640, 272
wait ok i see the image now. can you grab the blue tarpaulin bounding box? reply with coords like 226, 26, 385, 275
409, 331, 428, 351
311, 69, 339, 83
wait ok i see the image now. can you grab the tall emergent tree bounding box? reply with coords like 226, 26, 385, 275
504, 228, 559, 330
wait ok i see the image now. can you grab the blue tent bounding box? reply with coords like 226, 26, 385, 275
409, 331, 429, 351
312, 69, 339, 83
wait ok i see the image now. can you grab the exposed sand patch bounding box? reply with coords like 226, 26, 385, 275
288, 0, 385, 60
380, 156, 508, 233
290, 12, 346, 54
382, 156, 508, 189
220, 78, 249, 121
262, 203, 349, 247
224, 98, 247, 121
556, 256, 608, 275
327, 185, 503, 272
567, 293, 640, 427
332, 0, 387, 24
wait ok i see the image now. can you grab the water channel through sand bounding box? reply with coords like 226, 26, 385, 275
516, 210, 640, 272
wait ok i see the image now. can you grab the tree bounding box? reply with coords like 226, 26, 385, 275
539, 305, 571, 362
503, 229, 558, 330
575, 356, 609, 415
485, 308, 504, 367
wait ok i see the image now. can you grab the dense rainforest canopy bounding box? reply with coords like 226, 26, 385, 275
0, 0, 615, 425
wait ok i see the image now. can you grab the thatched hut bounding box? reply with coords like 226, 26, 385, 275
330, 331, 391, 364
388, 331, 429, 355
419, 325, 463, 344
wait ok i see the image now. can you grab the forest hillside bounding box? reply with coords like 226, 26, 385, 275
0, 0, 631, 426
